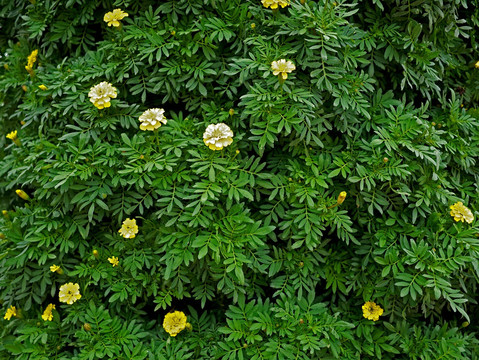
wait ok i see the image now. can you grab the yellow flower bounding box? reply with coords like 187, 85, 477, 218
362, 301, 383, 321
2, 210, 9, 218
251, 23, 256, 29
118, 218, 138, 239
228, 108, 235, 116
16, 189, 30, 200
139, 108, 167, 131
163, 311, 187, 337
6, 130, 17, 141
38, 85, 47, 90
92, 249, 99, 258
271, 59, 296, 80
25, 49, 38, 74
337, 191, 347, 205
475, 61, 479, 69
104, 9, 129, 27
41, 304, 55, 321
58, 283, 81, 305
4, 306, 17, 320
108, 256, 119, 267
50, 264, 63, 274
450, 202, 474, 224
88, 82, 117, 109
203, 123, 234, 150
261, 0, 290, 9
185, 322, 193, 331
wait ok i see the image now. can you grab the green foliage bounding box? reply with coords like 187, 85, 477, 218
1, 0, 479, 358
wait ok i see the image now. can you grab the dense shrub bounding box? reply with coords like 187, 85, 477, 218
1, 0, 479, 358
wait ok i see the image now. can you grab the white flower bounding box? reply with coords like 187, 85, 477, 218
88, 82, 117, 109
203, 123, 234, 151
139, 108, 167, 131
271, 59, 296, 80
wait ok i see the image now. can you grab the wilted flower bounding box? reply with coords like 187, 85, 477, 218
41, 304, 55, 321
104, 9, 129, 27
59, 283, 81, 305
271, 59, 296, 80
108, 256, 119, 267
362, 301, 383, 321
450, 202, 474, 224
203, 123, 234, 150
139, 108, 167, 131
4, 306, 17, 320
163, 311, 187, 336
118, 218, 138, 239
88, 82, 117, 109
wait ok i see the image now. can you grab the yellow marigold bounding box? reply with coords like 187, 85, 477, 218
25, 49, 38, 73
271, 59, 296, 80
88, 82, 117, 109
50, 264, 63, 274
118, 218, 138, 239
104, 9, 129, 27
108, 256, 119, 267
261, 0, 290, 9
139, 108, 167, 131
450, 202, 474, 224
6, 130, 17, 141
4, 306, 17, 320
38, 85, 47, 90
475, 61, 479, 69
59, 283, 81, 305
41, 304, 55, 321
362, 301, 383, 321
163, 311, 187, 337
203, 123, 234, 150
15, 189, 30, 200
337, 191, 347, 205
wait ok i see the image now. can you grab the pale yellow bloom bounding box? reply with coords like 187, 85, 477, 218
16, 189, 30, 200
139, 108, 167, 131
4, 306, 17, 320
163, 311, 187, 336
59, 283, 81, 305
362, 301, 383, 321
38, 85, 47, 90
118, 218, 138, 239
271, 59, 296, 80
108, 256, 119, 267
88, 82, 117, 109
41, 304, 55, 321
262, 0, 290, 9
104, 9, 129, 27
450, 202, 474, 224
203, 123, 234, 150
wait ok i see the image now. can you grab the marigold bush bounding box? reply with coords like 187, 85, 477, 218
1, 0, 479, 359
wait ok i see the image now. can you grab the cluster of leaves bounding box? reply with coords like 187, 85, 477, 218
1, 0, 479, 358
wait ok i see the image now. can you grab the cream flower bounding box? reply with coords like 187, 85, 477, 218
450, 202, 474, 224
203, 123, 234, 151
59, 283, 82, 305
88, 82, 117, 109
104, 9, 129, 27
41, 304, 55, 321
271, 59, 296, 80
139, 108, 167, 131
118, 218, 138, 239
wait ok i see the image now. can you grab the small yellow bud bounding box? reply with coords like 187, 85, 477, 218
462, 321, 470, 327
251, 23, 256, 29
3, 64, 8, 70
171, 30, 176, 35
93, 249, 99, 258
16, 189, 30, 201
139, 154, 144, 159
229, 108, 235, 116
235, 150, 240, 154
102, 193, 107, 199
83, 323, 92, 331
242, 343, 248, 349
337, 191, 347, 205
431, 122, 436, 126
186, 322, 192, 331
299, 318, 304, 324
475, 61, 479, 69
460, 104, 464, 108
0, 233, 5, 239
383, 157, 389, 163
437, 124, 442, 128
20, 121, 26, 125
22, 85, 27, 92
38, 85, 47, 90
299, 261, 304, 267
2, 210, 9, 218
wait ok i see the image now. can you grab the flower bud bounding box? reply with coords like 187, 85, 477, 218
3, 64, 9, 70
299, 261, 304, 267
0, 233, 5, 239
2, 210, 9, 219
383, 157, 389, 163
299, 318, 304, 324
93, 249, 99, 258
83, 323, 92, 331
251, 23, 256, 29
186, 322, 192, 331
337, 191, 347, 205
229, 108, 235, 116
22, 85, 27, 92
16, 189, 30, 201
170, 30, 176, 35
462, 321, 469, 327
